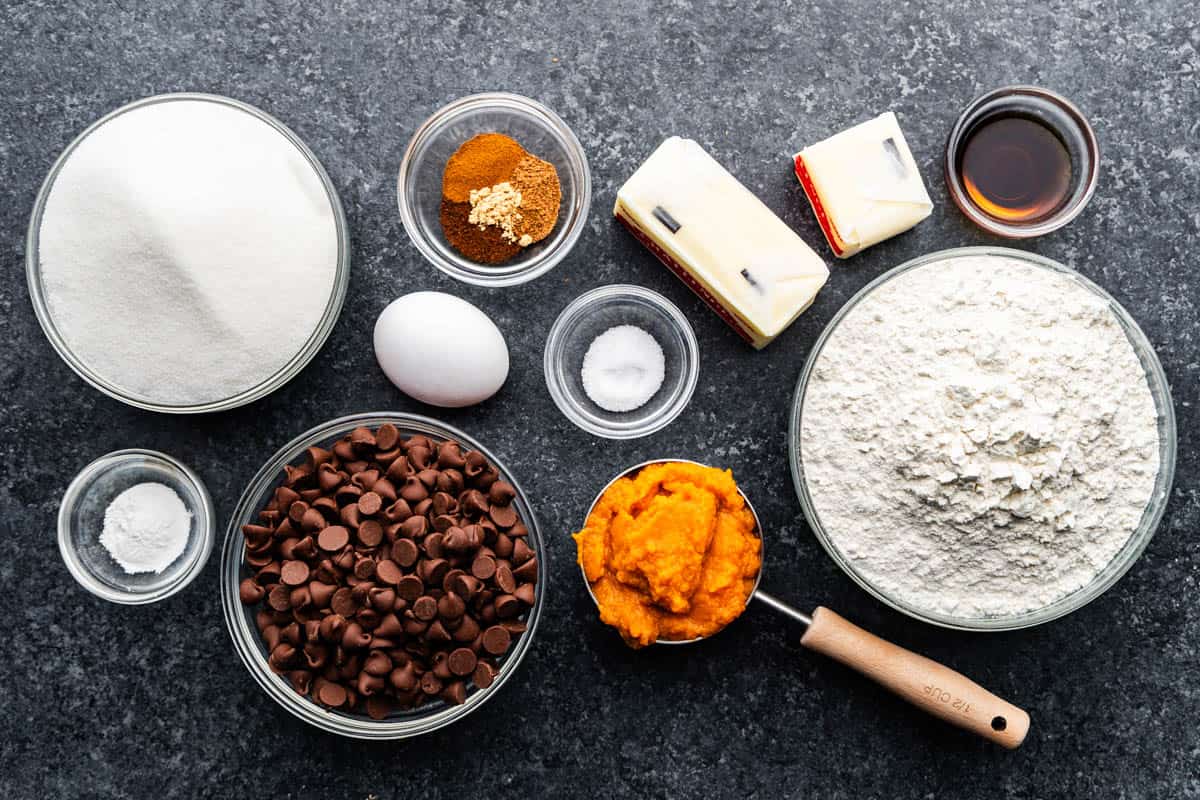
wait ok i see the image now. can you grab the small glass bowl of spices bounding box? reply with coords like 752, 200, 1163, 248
545, 285, 700, 439
58, 449, 215, 604
397, 92, 591, 287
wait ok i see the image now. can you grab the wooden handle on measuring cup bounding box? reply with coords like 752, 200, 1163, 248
800, 607, 1030, 749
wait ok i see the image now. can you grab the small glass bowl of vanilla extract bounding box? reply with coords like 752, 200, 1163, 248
945, 86, 1099, 238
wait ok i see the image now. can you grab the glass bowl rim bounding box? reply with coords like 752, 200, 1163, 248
543, 284, 701, 440
219, 411, 547, 739
395, 91, 591, 288
788, 245, 1177, 631
58, 447, 216, 605
25, 91, 351, 414
943, 85, 1100, 239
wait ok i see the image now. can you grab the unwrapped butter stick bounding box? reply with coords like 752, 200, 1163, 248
793, 112, 932, 258
615, 137, 829, 349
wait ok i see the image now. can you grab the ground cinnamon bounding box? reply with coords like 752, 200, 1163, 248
440, 132, 562, 264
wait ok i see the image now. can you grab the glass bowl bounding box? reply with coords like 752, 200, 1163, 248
396, 92, 591, 287
788, 246, 1176, 631
544, 285, 700, 439
219, 412, 546, 739
25, 92, 351, 414
59, 449, 215, 604
945, 86, 1099, 238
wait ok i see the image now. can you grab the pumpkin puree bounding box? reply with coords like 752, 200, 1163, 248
573, 462, 762, 647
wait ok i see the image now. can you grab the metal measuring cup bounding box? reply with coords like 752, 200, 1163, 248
579, 459, 1030, 749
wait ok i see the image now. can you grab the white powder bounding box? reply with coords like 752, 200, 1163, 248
582, 325, 666, 412
100, 482, 192, 574
37, 98, 339, 406
800, 256, 1160, 618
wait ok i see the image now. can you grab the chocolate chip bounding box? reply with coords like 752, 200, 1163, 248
331, 587, 358, 617
471, 555, 497, 580
512, 557, 538, 583
418, 673, 442, 697
412, 595, 438, 622
357, 519, 384, 547
512, 538, 534, 565
372, 478, 398, 503
473, 659, 498, 689
448, 647, 477, 676
426, 619, 452, 644
375, 423, 400, 452
396, 574, 424, 604
268, 585, 292, 612
495, 564, 516, 594
357, 492, 383, 517
374, 559, 403, 585
489, 503, 518, 529
400, 476, 428, 504
369, 610, 399, 637
369, 587, 396, 612
317, 525, 350, 552
514, 583, 536, 606
442, 526, 473, 552
495, 594, 521, 618
481, 625, 511, 656
239, 578, 265, 603
451, 614, 480, 643
392, 538, 419, 568
488, 481, 517, 506
318, 681, 348, 708
353, 557, 376, 581
418, 558, 449, 587
438, 592, 466, 620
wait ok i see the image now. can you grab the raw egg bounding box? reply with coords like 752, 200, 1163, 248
373, 292, 509, 407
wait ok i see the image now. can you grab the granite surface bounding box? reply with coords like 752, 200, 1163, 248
2, 1, 1198, 798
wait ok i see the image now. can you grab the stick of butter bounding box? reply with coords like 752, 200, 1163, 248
614, 137, 829, 350
793, 111, 932, 258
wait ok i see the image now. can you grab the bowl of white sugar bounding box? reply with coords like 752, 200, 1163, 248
789, 247, 1176, 631
26, 93, 350, 413
59, 449, 215, 604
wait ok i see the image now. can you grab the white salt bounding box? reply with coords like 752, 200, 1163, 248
581, 325, 665, 412
37, 97, 339, 406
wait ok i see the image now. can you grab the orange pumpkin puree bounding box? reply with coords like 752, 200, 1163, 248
573, 462, 762, 648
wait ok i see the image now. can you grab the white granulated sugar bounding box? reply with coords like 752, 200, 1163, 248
581, 325, 666, 412
800, 256, 1160, 618
38, 98, 339, 405
100, 482, 192, 574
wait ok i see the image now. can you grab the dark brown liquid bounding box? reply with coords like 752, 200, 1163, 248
960, 116, 1071, 223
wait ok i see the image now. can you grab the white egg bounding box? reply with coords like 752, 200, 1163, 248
373, 292, 509, 408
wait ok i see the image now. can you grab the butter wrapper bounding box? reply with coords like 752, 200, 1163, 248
615, 137, 829, 349
794, 111, 933, 258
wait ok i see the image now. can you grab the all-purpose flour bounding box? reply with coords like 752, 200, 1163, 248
38, 98, 339, 405
800, 255, 1160, 618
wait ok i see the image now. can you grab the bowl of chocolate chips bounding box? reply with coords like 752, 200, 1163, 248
220, 412, 544, 739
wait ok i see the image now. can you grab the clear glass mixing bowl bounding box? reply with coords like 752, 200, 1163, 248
219, 412, 546, 739
25, 93, 351, 414
788, 246, 1177, 631
396, 92, 591, 287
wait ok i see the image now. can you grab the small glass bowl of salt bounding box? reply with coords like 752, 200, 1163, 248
58, 449, 214, 604
544, 284, 700, 439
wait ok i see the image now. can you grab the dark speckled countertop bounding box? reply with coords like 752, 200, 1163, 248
2, 2, 1197, 798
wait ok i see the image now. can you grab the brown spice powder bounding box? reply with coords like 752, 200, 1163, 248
439, 199, 521, 264
510, 155, 561, 245
442, 133, 527, 204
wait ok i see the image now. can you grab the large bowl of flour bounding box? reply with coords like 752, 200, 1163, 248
790, 247, 1176, 630
26, 94, 349, 413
